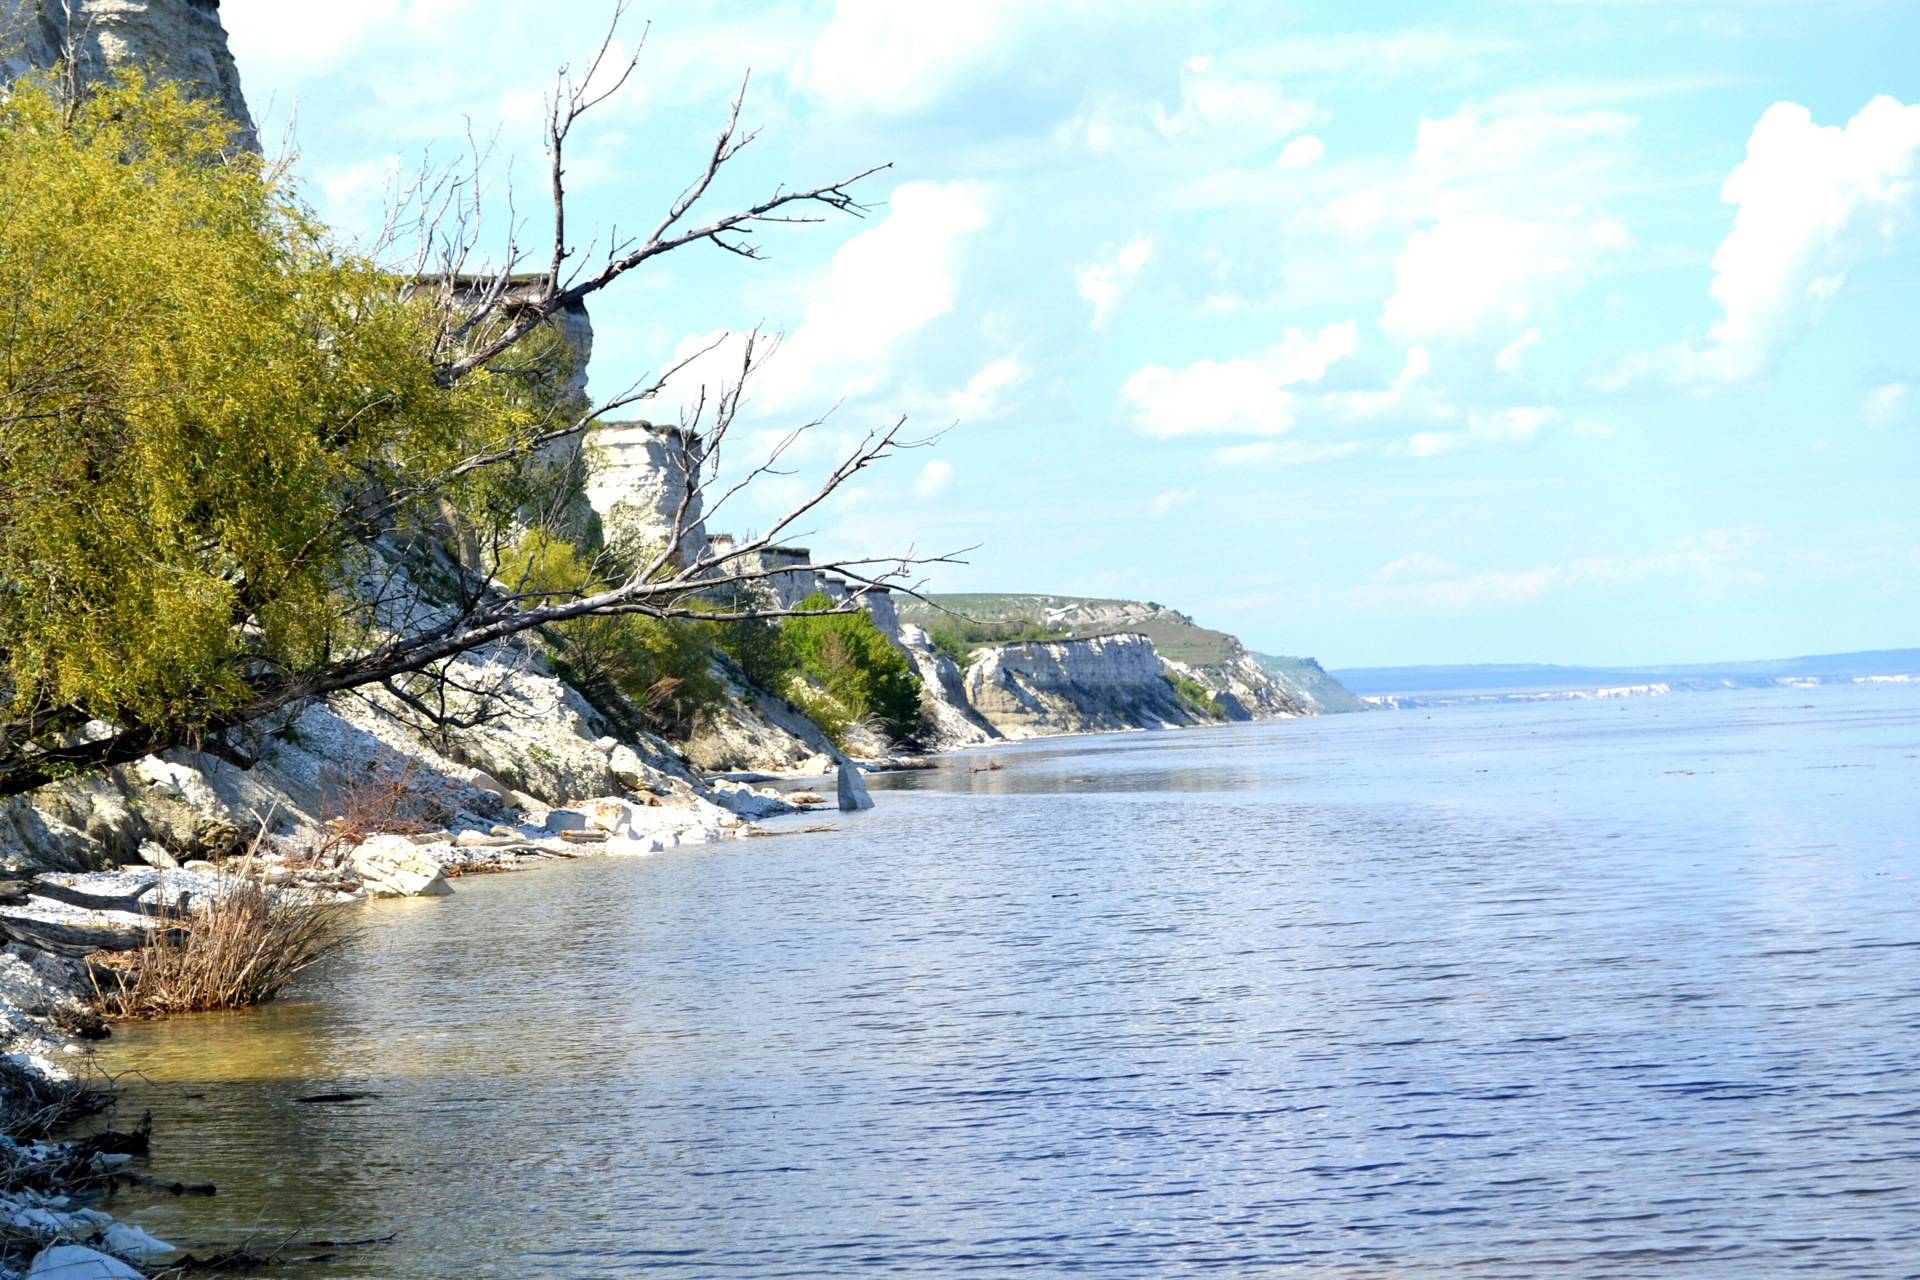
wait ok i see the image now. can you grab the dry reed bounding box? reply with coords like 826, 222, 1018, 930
92, 854, 349, 1018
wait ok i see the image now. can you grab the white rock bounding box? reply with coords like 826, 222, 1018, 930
26, 1245, 144, 1279
580, 798, 635, 835
605, 743, 654, 791
134, 840, 179, 871
131, 758, 220, 810
349, 835, 454, 898
706, 782, 795, 820
461, 767, 510, 800
11, 1208, 64, 1233
837, 761, 875, 812
100, 1223, 175, 1261
542, 809, 588, 834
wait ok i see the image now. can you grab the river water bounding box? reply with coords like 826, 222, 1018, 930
95, 685, 1920, 1277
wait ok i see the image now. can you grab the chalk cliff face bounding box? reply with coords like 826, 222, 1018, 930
962, 633, 1204, 740
900, 625, 1001, 747
582, 422, 711, 568
1, 0, 255, 146
1176, 646, 1304, 720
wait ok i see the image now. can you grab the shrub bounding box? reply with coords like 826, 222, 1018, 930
92, 852, 347, 1018
0, 71, 547, 749
785, 592, 925, 745
312, 750, 463, 863
500, 529, 725, 738
717, 614, 798, 694
1166, 672, 1226, 722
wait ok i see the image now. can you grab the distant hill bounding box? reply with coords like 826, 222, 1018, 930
1333, 649, 1920, 705
1247, 654, 1373, 713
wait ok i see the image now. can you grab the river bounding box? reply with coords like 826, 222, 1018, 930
94, 685, 1920, 1277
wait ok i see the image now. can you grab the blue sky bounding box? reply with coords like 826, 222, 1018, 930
223, 0, 1920, 667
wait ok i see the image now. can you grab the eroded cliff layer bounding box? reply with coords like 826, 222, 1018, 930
962, 633, 1201, 740
1, 0, 254, 145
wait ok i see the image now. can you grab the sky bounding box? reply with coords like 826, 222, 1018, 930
220, 0, 1920, 668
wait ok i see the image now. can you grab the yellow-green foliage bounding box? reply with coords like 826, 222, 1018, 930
500, 529, 722, 738
0, 73, 547, 737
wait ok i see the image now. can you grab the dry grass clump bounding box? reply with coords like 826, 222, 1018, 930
92, 857, 349, 1019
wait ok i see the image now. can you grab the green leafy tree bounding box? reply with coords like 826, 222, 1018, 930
0, 49, 928, 798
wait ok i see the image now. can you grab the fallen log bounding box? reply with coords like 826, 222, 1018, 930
0, 903, 181, 957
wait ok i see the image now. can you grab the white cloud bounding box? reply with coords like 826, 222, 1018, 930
800, 0, 1017, 115
1354, 566, 1560, 613
1375, 552, 1458, 581
1401, 406, 1561, 456
1863, 382, 1912, 429
223, 0, 404, 73
1278, 134, 1325, 168
943, 359, 1025, 419
1122, 321, 1357, 438
1078, 239, 1155, 327
1626, 96, 1920, 386
1346, 525, 1771, 617
1495, 327, 1542, 373
914, 459, 955, 498
1153, 60, 1320, 151
1383, 215, 1628, 340
1149, 487, 1198, 518
758, 182, 989, 407
1213, 440, 1368, 466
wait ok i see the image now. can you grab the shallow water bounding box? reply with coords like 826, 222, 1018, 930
93, 686, 1920, 1277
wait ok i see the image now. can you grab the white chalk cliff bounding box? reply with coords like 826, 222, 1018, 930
1, 0, 254, 146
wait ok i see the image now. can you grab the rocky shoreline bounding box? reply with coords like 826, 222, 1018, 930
0, 749, 882, 1277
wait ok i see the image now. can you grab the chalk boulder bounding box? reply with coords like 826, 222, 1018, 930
26, 1245, 144, 1280
350, 835, 453, 898
100, 1223, 176, 1262
837, 762, 874, 812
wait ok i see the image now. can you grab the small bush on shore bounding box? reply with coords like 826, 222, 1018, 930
92, 858, 347, 1018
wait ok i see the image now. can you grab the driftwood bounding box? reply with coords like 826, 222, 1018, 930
28, 878, 160, 915
0, 915, 145, 957
0, 904, 185, 957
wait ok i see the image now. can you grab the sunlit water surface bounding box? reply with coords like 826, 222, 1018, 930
93, 686, 1920, 1277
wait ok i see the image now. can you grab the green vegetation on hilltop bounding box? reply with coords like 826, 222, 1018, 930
901, 593, 1236, 665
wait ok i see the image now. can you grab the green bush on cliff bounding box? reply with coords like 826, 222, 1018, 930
1166, 672, 1227, 721
785, 593, 925, 747
499, 530, 724, 740
715, 612, 798, 694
